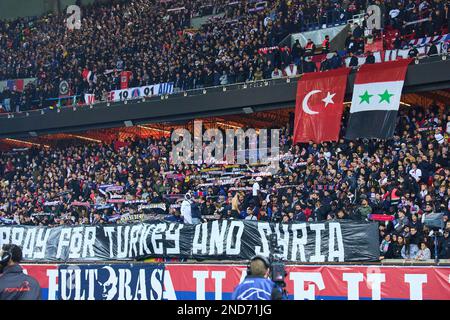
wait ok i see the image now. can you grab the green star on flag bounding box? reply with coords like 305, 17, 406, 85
359, 90, 373, 104
378, 89, 395, 103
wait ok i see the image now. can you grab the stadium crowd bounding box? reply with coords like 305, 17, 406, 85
0, 104, 449, 260
1, 0, 449, 112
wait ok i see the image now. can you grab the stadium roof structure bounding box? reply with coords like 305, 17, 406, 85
0, 110, 295, 150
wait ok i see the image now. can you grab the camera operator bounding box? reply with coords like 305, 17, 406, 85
231, 255, 283, 300
0, 244, 41, 300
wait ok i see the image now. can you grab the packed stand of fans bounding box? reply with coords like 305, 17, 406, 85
0, 105, 449, 260
1, 0, 449, 112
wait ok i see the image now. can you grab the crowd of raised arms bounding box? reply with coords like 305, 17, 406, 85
0, 105, 449, 260
0, 0, 449, 112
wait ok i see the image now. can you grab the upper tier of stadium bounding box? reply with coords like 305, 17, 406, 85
0, 0, 449, 113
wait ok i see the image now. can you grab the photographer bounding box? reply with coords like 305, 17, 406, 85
232, 255, 283, 300
0, 244, 41, 300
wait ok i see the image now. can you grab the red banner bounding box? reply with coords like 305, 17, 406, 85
164, 264, 450, 300
365, 38, 384, 53
369, 214, 395, 221
293, 68, 350, 143
22, 264, 58, 300
20, 264, 450, 300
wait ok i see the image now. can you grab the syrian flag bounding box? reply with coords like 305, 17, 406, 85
293, 68, 350, 143
345, 59, 412, 140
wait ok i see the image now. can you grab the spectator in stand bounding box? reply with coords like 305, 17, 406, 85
253, 67, 263, 81
379, 233, 393, 258
244, 207, 257, 221
322, 35, 330, 54
320, 56, 331, 71
304, 39, 316, 56
258, 209, 270, 222
352, 23, 364, 39
415, 242, 432, 260
408, 45, 419, 58
271, 67, 283, 79
303, 56, 318, 73
427, 43, 438, 57
219, 70, 228, 86
394, 209, 410, 233
345, 34, 358, 54
402, 237, 420, 259
284, 62, 298, 77
409, 162, 422, 183
291, 40, 303, 65
439, 229, 450, 258
348, 52, 359, 68
391, 235, 406, 259
329, 51, 343, 69
165, 208, 183, 223
365, 51, 376, 64
409, 213, 423, 232
353, 195, 372, 221
393, 35, 403, 50
335, 209, 348, 220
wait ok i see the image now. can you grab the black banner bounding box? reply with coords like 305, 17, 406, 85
0, 220, 379, 262
58, 263, 165, 300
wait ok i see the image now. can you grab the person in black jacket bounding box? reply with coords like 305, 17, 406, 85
389, 235, 405, 259
190, 196, 203, 224
408, 45, 419, 58
427, 43, 438, 56
348, 52, 359, 68
0, 244, 41, 300
409, 226, 423, 247
303, 56, 317, 73
438, 230, 450, 259
320, 57, 331, 71
352, 23, 363, 39
365, 51, 375, 64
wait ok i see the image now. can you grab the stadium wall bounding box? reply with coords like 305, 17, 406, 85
22, 263, 450, 300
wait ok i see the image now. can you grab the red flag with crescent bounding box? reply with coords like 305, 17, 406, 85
293, 68, 350, 143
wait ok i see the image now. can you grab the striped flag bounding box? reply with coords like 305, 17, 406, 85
82, 68, 97, 83
408, 34, 448, 46
345, 59, 412, 140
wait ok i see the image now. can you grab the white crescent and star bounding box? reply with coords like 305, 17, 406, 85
302, 90, 336, 115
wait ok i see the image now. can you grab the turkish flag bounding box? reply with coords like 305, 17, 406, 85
293, 68, 350, 143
